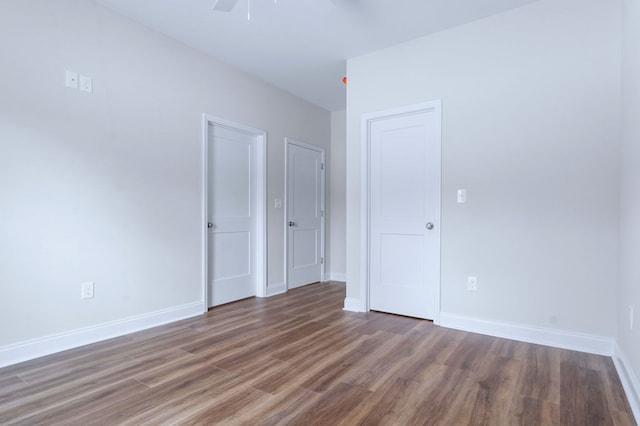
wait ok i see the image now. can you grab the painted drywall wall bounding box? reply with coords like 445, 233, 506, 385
329, 110, 347, 281
346, 0, 620, 337
619, 0, 640, 407
0, 0, 330, 347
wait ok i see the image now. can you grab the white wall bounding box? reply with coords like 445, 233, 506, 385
346, 0, 620, 337
0, 0, 329, 348
328, 110, 347, 281
619, 0, 640, 414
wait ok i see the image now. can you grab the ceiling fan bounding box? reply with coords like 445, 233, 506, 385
211, 0, 247, 12
212, 0, 364, 22
211, 0, 277, 20
211, 0, 355, 13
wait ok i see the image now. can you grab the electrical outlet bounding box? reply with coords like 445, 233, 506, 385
630, 306, 634, 330
467, 276, 478, 292
81, 282, 95, 299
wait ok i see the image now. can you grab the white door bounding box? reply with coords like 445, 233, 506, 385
369, 105, 441, 320
286, 140, 324, 289
208, 124, 257, 307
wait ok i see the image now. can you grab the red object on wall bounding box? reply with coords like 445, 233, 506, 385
342, 76, 348, 85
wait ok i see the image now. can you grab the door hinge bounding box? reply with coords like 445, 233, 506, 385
321, 210, 324, 217
321, 257, 324, 264
321, 163, 324, 171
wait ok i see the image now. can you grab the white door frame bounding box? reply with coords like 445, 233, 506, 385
359, 101, 442, 324
284, 138, 326, 291
201, 114, 267, 312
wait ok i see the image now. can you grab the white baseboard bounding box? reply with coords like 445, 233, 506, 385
327, 273, 346, 282
343, 297, 363, 312
613, 343, 640, 423
0, 302, 202, 368
440, 312, 614, 356
266, 282, 286, 297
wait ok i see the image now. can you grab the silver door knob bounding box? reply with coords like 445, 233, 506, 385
288, 221, 296, 227
208, 222, 215, 229
426, 222, 434, 230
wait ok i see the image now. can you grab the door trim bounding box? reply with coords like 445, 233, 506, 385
284, 138, 326, 291
359, 101, 442, 324
202, 114, 267, 312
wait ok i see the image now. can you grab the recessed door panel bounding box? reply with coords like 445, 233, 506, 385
379, 233, 424, 290
292, 228, 318, 269
211, 231, 250, 280
379, 126, 427, 218
211, 136, 251, 219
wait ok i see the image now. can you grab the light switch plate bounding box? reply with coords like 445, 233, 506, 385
457, 189, 467, 203
80, 75, 92, 93
467, 276, 477, 292
81, 282, 95, 299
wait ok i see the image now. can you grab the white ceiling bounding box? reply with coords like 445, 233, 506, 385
96, 0, 538, 111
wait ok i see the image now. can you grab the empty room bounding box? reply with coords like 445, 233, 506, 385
0, 0, 639, 424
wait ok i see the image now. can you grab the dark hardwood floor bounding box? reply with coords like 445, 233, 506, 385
0, 282, 635, 425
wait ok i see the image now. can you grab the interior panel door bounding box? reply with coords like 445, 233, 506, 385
369, 108, 440, 319
287, 142, 323, 289
208, 124, 257, 306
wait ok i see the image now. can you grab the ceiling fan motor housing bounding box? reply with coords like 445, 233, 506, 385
212, 0, 239, 12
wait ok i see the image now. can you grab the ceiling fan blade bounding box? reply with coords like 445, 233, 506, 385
212, 0, 239, 12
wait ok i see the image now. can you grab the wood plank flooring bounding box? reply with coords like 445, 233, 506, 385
0, 282, 635, 425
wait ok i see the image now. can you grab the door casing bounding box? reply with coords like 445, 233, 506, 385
284, 138, 326, 291
202, 114, 267, 312
360, 101, 442, 324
